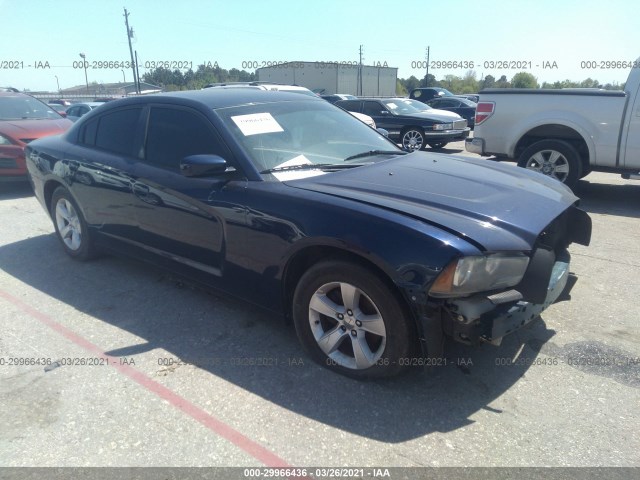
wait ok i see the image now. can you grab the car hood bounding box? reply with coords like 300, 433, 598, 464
424, 108, 462, 121
0, 119, 72, 143
414, 110, 463, 121
286, 152, 580, 251
396, 110, 462, 123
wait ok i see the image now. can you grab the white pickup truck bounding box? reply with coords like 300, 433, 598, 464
466, 60, 640, 189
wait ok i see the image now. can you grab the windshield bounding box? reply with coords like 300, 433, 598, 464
401, 99, 431, 111
0, 96, 64, 120
383, 99, 423, 115
216, 100, 400, 178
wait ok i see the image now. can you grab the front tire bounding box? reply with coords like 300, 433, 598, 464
50, 186, 96, 260
517, 139, 582, 190
292, 260, 417, 379
401, 128, 426, 151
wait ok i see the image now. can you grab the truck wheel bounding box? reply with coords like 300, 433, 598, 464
517, 140, 582, 189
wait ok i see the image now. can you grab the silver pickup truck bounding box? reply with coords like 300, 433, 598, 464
466, 59, 640, 189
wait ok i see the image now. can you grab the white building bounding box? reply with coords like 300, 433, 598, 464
257, 62, 397, 96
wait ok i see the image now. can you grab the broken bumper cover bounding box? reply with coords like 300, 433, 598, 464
445, 251, 571, 345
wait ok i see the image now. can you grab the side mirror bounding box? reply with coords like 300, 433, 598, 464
376, 128, 389, 137
180, 154, 228, 177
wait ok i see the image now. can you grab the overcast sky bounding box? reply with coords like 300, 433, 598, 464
2, 0, 637, 91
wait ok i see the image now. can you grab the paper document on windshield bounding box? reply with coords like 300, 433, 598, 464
231, 112, 284, 136
271, 155, 326, 181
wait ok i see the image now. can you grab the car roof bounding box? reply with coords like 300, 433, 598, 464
358, 97, 406, 101
0, 91, 30, 98
74, 89, 324, 112
430, 97, 475, 106
71, 102, 104, 107
412, 87, 448, 92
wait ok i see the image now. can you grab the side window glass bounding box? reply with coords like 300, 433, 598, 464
362, 102, 383, 116
144, 107, 224, 169
93, 108, 143, 156
338, 100, 360, 112
81, 117, 98, 145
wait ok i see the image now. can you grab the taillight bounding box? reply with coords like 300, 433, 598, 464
475, 101, 495, 126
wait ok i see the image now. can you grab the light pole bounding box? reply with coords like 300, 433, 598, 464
54, 75, 60, 94
121, 69, 126, 83
79, 53, 89, 94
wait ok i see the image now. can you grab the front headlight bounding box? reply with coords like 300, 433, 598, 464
429, 253, 530, 297
433, 123, 453, 131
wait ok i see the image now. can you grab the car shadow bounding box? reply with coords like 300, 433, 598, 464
0, 234, 558, 442
0, 181, 33, 200
431, 146, 465, 154
574, 177, 640, 219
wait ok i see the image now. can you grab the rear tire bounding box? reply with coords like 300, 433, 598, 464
50, 186, 96, 260
292, 260, 417, 379
517, 139, 582, 190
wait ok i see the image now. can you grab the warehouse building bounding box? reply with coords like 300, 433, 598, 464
257, 61, 398, 96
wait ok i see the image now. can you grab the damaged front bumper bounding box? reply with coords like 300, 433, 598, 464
443, 251, 571, 345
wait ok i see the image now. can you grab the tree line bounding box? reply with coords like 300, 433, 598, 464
142, 64, 625, 94
396, 71, 625, 95
142, 64, 256, 91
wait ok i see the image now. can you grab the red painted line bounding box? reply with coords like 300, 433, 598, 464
0, 289, 293, 468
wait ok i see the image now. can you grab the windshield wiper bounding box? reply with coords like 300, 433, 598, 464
260, 163, 364, 174
344, 150, 407, 162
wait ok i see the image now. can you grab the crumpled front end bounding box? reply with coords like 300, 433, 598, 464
434, 205, 591, 346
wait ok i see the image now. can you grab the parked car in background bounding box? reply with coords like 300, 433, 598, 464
49, 104, 69, 116
427, 97, 477, 128
399, 98, 467, 121
0, 92, 72, 180
49, 99, 74, 107
335, 97, 469, 150
409, 87, 454, 103
321, 94, 358, 104
455, 94, 480, 103
65, 102, 104, 122
347, 111, 377, 129
25, 88, 591, 378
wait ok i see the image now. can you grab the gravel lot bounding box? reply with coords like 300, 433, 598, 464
1, 145, 639, 478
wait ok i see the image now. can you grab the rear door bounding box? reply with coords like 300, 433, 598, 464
64, 106, 144, 241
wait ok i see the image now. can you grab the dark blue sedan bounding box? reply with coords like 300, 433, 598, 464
25, 89, 591, 379
427, 96, 478, 128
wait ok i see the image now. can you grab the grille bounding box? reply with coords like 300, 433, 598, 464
453, 119, 467, 130
0, 158, 19, 169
